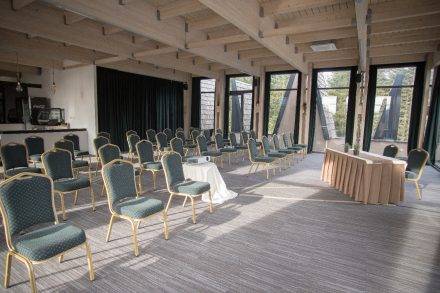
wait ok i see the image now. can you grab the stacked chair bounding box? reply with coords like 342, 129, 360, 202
0, 172, 95, 292
282, 134, 302, 161
0, 143, 42, 178
289, 133, 307, 158
272, 134, 295, 164
247, 138, 278, 179
102, 159, 168, 256
136, 140, 163, 191
162, 152, 213, 224
42, 148, 95, 220
24, 136, 45, 167
215, 133, 237, 165
262, 136, 288, 169
229, 132, 247, 159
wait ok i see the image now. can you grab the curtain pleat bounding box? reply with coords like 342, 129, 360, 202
191, 77, 202, 128
423, 66, 440, 167
97, 67, 183, 151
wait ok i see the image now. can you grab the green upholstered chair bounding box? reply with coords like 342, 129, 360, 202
136, 140, 162, 191
215, 128, 222, 135
383, 144, 399, 158
0, 172, 95, 292
273, 134, 295, 163
42, 148, 95, 220
125, 130, 137, 138
241, 131, 249, 145
282, 134, 302, 162
102, 159, 168, 256
247, 138, 277, 180
97, 131, 111, 142
191, 129, 200, 142
262, 136, 287, 169
64, 133, 90, 159
196, 135, 222, 166
405, 149, 429, 200
93, 136, 110, 175
0, 143, 41, 178
170, 137, 189, 162
177, 130, 196, 150
146, 129, 157, 146
156, 132, 169, 156
54, 139, 90, 173
163, 128, 173, 144
215, 133, 237, 165
127, 134, 140, 161
229, 132, 247, 160
161, 152, 213, 224
24, 136, 44, 166
203, 129, 214, 146
289, 133, 307, 158
176, 127, 184, 133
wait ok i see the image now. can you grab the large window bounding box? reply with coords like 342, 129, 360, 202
225, 75, 254, 134
312, 68, 356, 152
264, 71, 300, 136
370, 66, 417, 157
200, 78, 215, 130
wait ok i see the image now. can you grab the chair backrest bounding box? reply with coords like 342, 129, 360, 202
156, 132, 168, 151
24, 136, 44, 156
54, 139, 75, 160
98, 144, 121, 165
42, 148, 73, 180
191, 129, 200, 140
215, 133, 224, 149
203, 129, 211, 141
273, 135, 281, 150
136, 140, 155, 164
282, 134, 291, 148
161, 152, 185, 189
241, 131, 249, 144
229, 132, 238, 147
127, 134, 140, 153
164, 128, 173, 142
176, 131, 185, 141
176, 127, 184, 133
383, 144, 399, 158
0, 173, 56, 238
196, 135, 208, 153
250, 129, 257, 140
262, 136, 271, 155
247, 138, 259, 161
215, 128, 223, 135
406, 149, 429, 177
63, 133, 80, 150
0, 143, 28, 171
126, 130, 137, 138
97, 131, 111, 141
94, 136, 110, 157
102, 160, 138, 208
146, 129, 157, 143
170, 137, 185, 157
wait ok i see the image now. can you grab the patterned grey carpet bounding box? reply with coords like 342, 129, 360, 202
0, 153, 439, 292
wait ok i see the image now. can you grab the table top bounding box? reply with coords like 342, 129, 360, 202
326, 148, 406, 165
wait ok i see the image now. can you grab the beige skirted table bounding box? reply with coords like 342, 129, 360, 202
321, 148, 407, 204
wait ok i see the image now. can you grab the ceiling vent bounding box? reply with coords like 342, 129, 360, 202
310, 41, 337, 52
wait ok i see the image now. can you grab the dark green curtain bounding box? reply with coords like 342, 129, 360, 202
345, 67, 358, 145
262, 72, 271, 136
191, 76, 202, 128
407, 62, 426, 152
97, 67, 183, 151
363, 65, 378, 151
307, 69, 318, 153
424, 66, 440, 167
293, 73, 302, 143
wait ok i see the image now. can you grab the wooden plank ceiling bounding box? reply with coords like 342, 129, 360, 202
0, 0, 439, 79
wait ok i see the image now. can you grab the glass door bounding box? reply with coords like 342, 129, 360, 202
225, 75, 254, 136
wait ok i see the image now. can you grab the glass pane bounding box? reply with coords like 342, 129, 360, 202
369, 87, 414, 157
313, 87, 349, 152
200, 92, 215, 130
229, 76, 253, 91
200, 78, 215, 93
228, 94, 243, 133
317, 70, 351, 88
270, 73, 298, 90
376, 67, 416, 87
243, 92, 253, 131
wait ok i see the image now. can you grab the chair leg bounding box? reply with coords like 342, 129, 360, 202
130, 220, 140, 256
415, 181, 422, 200
23, 258, 36, 293
248, 163, 254, 175
101, 184, 106, 197
228, 153, 231, 165
4, 251, 12, 288
208, 190, 213, 213
190, 197, 196, 224
84, 242, 95, 281
60, 193, 67, 221
90, 186, 96, 212
152, 172, 157, 191
182, 196, 188, 207
163, 211, 169, 240
73, 190, 78, 205
106, 214, 116, 242
137, 175, 142, 194
165, 193, 174, 215
59, 253, 64, 263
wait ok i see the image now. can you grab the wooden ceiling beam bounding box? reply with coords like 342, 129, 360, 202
355, 0, 369, 71
225, 40, 263, 52
261, 0, 344, 16
290, 27, 357, 44
370, 0, 440, 23
305, 48, 358, 62
0, 61, 41, 75
157, 0, 206, 20
199, 0, 307, 72
370, 53, 427, 65
187, 34, 250, 49
370, 13, 440, 35
370, 28, 440, 47
313, 58, 359, 69
133, 46, 177, 58
187, 14, 229, 31
63, 11, 86, 25
239, 48, 275, 60
102, 25, 124, 35
369, 41, 439, 58
11, 0, 36, 10
297, 38, 358, 53
0, 49, 63, 69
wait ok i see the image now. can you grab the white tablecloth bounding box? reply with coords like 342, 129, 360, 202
182, 162, 238, 204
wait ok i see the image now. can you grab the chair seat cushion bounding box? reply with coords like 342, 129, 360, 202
185, 143, 197, 149
234, 145, 247, 150
74, 150, 89, 156
219, 147, 237, 153
29, 154, 42, 162
142, 162, 162, 171
201, 150, 222, 157
5, 167, 42, 177
278, 149, 294, 154
287, 146, 302, 151
113, 197, 164, 219
268, 152, 286, 158
172, 180, 210, 195
12, 223, 86, 261
54, 177, 90, 192
405, 171, 418, 180
254, 156, 275, 163
293, 144, 307, 148
73, 160, 89, 169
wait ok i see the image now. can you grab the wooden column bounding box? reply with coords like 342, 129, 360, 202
301, 63, 313, 146
354, 62, 370, 149
255, 67, 265, 138
298, 68, 308, 144
183, 74, 192, 136
418, 53, 434, 148
215, 71, 226, 131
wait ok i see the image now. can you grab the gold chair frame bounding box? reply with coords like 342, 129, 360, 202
247, 140, 280, 180
405, 148, 429, 200
102, 159, 169, 256
0, 172, 95, 293
2, 142, 39, 179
